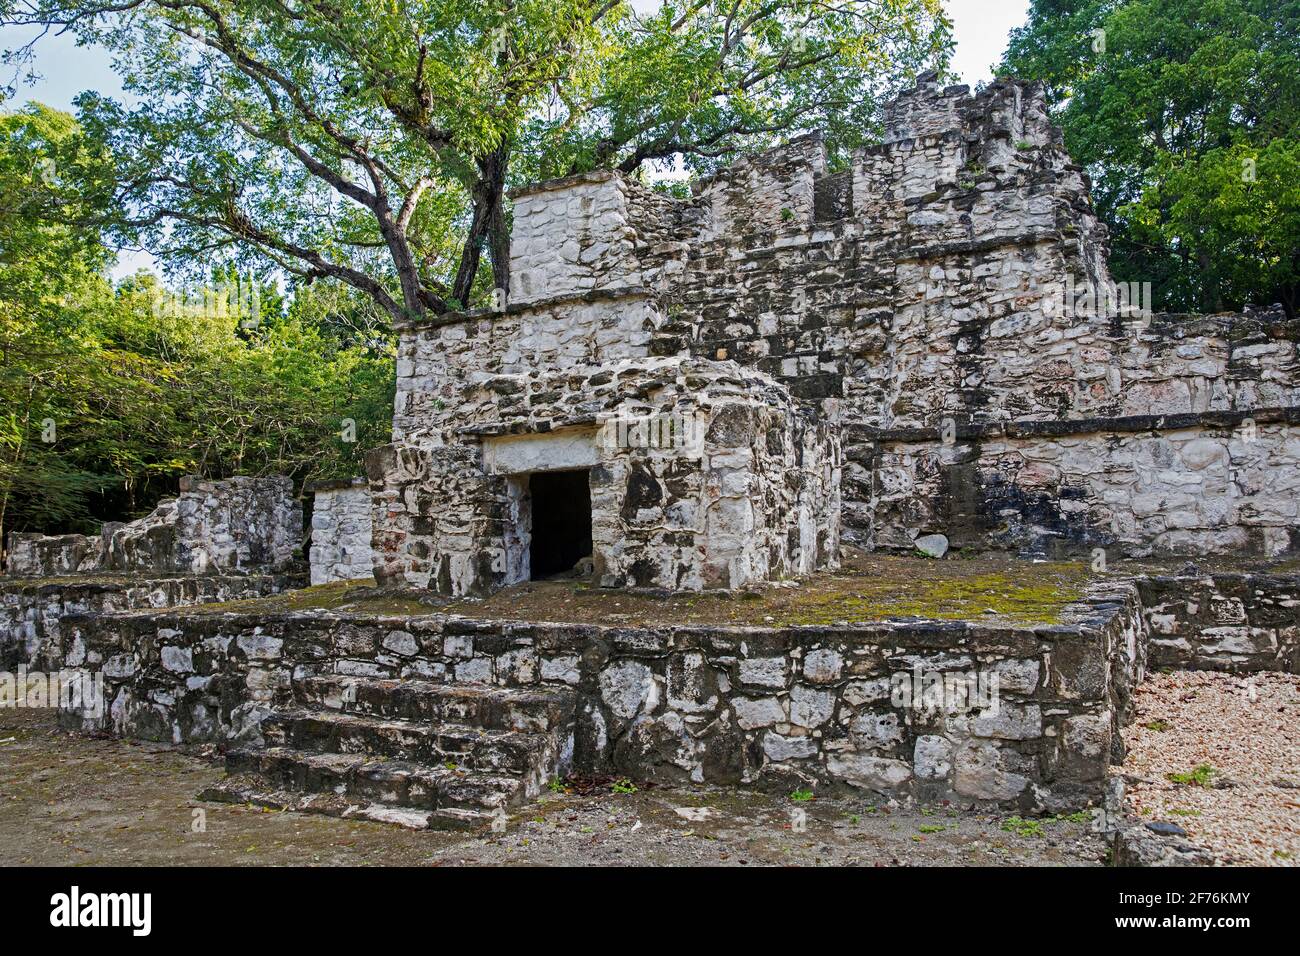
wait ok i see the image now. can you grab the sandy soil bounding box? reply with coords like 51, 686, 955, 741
0, 710, 1103, 867
1117, 671, 1300, 866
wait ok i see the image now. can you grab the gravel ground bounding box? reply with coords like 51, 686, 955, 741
1117, 670, 1299, 866
0, 710, 1104, 867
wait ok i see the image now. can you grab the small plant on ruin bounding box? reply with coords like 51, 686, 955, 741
1000, 816, 1044, 838
1143, 719, 1172, 732
1015, 140, 1033, 150
1058, 810, 1090, 824
919, 824, 945, 834
790, 788, 815, 802
611, 778, 637, 794
547, 777, 568, 794
1167, 764, 1216, 787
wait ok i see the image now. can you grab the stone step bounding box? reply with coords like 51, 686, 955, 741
221, 746, 526, 814
294, 675, 575, 733
261, 708, 549, 774
198, 778, 492, 831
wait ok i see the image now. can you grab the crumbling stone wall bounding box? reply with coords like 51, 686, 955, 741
383, 72, 1297, 564
370, 358, 839, 594
55, 579, 1143, 811
865, 411, 1300, 558
307, 479, 375, 586
5, 476, 302, 577
1137, 570, 1300, 672
0, 572, 301, 671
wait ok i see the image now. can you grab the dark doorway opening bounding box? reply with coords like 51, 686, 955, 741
529, 469, 593, 580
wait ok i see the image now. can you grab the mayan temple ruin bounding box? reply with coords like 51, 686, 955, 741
3, 74, 1297, 861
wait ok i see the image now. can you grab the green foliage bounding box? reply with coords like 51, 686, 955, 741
0, 106, 394, 545
1000, 815, 1045, 837
789, 788, 815, 802
1000, 0, 1300, 316
1167, 763, 1217, 787
6, 0, 951, 322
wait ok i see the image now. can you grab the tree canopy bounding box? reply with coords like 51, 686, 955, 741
3, 0, 952, 324
0, 104, 394, 543
1000, 0, 1300, 317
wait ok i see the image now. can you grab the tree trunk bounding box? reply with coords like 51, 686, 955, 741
452, 141, 510, 308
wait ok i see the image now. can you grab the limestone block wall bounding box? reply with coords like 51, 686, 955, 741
387, 73, 1300, 565
307, 479, 375, 586
366, 442, 504, 594
1137, 570, 1300, 672
0, 572, 302, 671
370, 357, 840, 594
507, 171, 645, 305
392, 294, 666, 442
54, 580, 1143, 811
864, 411, 1300, 558
5, 476, 302, 577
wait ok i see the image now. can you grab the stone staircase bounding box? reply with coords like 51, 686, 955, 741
200, 675, 576, 830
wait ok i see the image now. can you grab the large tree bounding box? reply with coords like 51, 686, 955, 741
3, 0, 951, 324
0, 102, 396, 546
1000, 0, 1300, 317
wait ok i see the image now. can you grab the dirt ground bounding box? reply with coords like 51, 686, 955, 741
0, 709, 1104, 867
1117, 671, 1299, 866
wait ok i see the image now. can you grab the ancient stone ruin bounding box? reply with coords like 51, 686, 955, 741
307, 478, 376, 586
1, 476, 303, 669
4, 74, 1297, 852
371, 73, 1297, 597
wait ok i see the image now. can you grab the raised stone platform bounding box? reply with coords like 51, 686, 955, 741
0, 570, 305, 671
26, 553, 1297, 830
50, 554, 1161, 822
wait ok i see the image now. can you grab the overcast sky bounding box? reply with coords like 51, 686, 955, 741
0, 0, 1030, 279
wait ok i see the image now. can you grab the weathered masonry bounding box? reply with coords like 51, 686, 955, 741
1, 476, 305, 668
5, 73, 1299, 835
307, 478, 376, 586
56, 576, 1146, 822
374, 72, 1298, 596
6, 476, 301, 578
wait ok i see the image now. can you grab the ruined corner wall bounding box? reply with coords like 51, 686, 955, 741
5, 476, 303, 577
307, 479, 375, 586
